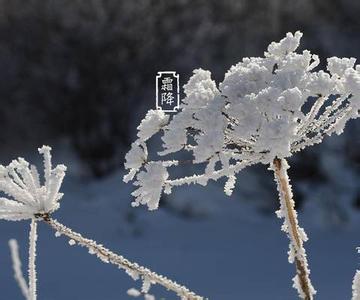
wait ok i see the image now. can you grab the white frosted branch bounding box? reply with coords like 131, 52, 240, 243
321, 94, 349, 119
44, 217, 203, 300
8, 162, 28, 189
352, 270, 360, 300
38, 146, 52, 189
165, 158, 259, 187
8, 239, 29, 299
28, 219, 38, 300
308, 103, 351, 135
292, 105, 352, 153
272, 158, 315, 299
298, 96, 325, 135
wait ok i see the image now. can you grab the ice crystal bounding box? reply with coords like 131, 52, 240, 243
0, 146, 66, 221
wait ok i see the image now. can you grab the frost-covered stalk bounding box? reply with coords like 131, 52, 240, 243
28, 219, 38, 300
352, 270, 360, 300
0, 146, 203, 299
9, 239, 29, 299
124, 31, 359, 298
9, 224, 38, 300
42, 216, 202, 300
272, 158, 314, 299
352, 247, 360, 300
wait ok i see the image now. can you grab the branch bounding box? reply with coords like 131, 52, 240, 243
42, 217, 204, 300
165, 157, 259, 187
298, 96, 325, 135
272, 158, 315, 300
8, 239, 29, 299
28, 219, 38, 300
291, 104, 352, 153
353, 270, 360, 300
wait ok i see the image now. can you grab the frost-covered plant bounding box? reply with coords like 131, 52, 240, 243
0, 146, 66, 221
352, 269, 360, 300
1, 146, 203, 300
125, 31, 360, 299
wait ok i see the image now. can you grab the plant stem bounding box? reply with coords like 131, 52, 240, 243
42, 216, 204, 300
352, 270, 360, 300
9, 239, 29, 299
272, 158, 315, 300
28, 219, 38, 300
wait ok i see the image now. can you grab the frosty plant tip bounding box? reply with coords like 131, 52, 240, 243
1, 146, 204, 300
125, 31, 360, 299
0, 146, 66, 221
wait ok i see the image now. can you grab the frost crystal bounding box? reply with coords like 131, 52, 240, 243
125, 31, 359, 210
123, 142, 148, 183
0, 146, 66, 221
141, 276, 152, 294
224, 175, 236, 196
137, 110, 169, 142
127, 288, 141, 297
68, 239, 76, 246
131, 163, 168, 210
127, 288, 156, 300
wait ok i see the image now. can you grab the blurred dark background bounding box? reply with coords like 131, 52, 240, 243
0, 0, 358, 219
0, 1, 359, 299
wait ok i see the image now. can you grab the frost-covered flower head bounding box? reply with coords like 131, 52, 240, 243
125, 31, 360, 210
0, 146, 66, 221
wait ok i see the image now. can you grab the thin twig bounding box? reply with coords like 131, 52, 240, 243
298, 96, 325, 136
42, 216, 204, 300
28, 219, 38, 300
8, 239, 29, 299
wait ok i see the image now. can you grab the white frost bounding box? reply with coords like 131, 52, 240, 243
127, 288, 141, 297
131, 163, 168, 210
8, 239, 29, 299
353, 270, 360, 300
124, 31, 360, 210
137, 110, 169, 142
0, 146, 66, 221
